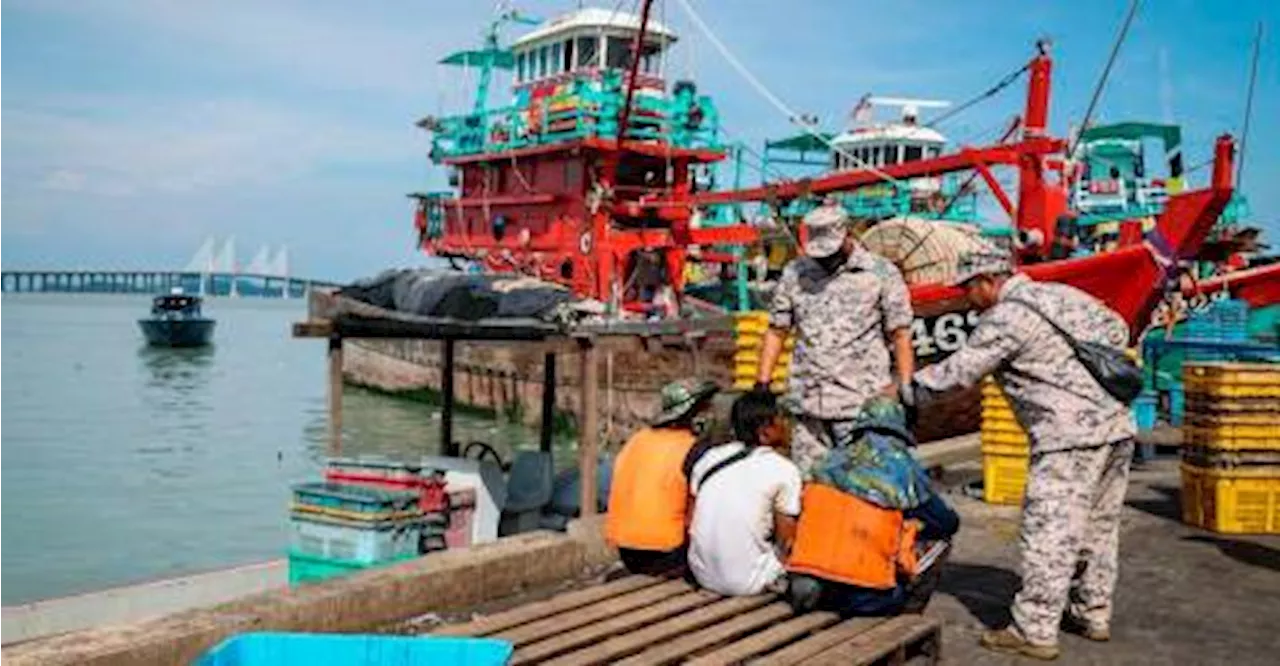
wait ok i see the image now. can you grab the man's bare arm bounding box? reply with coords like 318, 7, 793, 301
757, 327, 786, 387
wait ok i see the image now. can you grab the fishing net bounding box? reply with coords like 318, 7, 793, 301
859, 217, 991, 286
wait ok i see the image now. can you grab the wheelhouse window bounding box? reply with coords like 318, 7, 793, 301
537, 46, 549, 78
903, 144, 923, 162
882, 144, 899, 166
605, 36, 631, 70
516, 52, 527, 82
562, 39, 575, 72
871, 146, 882, 166
640, 41, 662, 75
576, 36, 598, 68
926, 146, 941, 159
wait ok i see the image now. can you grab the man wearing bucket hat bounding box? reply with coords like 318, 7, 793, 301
606, 378, 720, 577
756, 200, 916, 473
904, 244, 1136, 660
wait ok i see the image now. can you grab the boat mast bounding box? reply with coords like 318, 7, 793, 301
617, 0, 656, 145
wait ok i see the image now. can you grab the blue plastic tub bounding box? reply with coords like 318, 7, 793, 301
196, 633, 513, 666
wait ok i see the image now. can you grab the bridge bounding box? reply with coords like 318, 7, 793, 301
0, 237, 343, 298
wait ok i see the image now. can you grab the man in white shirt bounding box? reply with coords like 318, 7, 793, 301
688, 391, 802, 596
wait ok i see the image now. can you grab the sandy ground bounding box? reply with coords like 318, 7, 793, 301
929, 457, 1280, 665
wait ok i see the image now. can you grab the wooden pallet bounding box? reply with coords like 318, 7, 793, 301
430, 575, 941, 665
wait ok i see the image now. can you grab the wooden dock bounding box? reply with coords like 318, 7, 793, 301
431, 575, 941, 665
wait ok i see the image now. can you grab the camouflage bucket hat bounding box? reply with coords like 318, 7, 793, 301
847, 395, 915, 446
653, 378, 720, 426
950, 244, 1013, 287
802, 204, 851, 258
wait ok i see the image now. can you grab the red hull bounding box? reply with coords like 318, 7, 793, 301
1190, 263, 1280, 309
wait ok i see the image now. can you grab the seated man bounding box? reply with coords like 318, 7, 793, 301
606, 378, 719, 577
786, 397, 959, 616
688, 391, 802, 595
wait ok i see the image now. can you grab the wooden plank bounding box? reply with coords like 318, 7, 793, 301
750, 617, 886, 666
433, 575, 663, 637
804, 615, 941, 666
511, 590, 720, 664
549, 595, 777, 666
613, 600, 793, 666
495, 579, 695, 646
292, 319, 334, 338
684, 612, 841, 666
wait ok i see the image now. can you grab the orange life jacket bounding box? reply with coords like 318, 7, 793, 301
786, 483, 920, 590
605, 427, 696, 552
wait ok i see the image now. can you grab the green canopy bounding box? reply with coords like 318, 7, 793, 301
439, 48, 514, 69
765, 132, 835, 154
1079, 122, 1181, 148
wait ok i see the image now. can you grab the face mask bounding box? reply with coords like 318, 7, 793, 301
815, 248, 849, 274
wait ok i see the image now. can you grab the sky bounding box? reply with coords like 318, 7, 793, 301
3, 0, 1277, 281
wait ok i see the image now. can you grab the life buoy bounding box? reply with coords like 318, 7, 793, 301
579, 232, 593, 255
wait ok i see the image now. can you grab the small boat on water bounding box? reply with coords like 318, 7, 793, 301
138, 290, 215, 347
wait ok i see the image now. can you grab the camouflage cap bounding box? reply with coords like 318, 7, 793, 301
653, 378, 720, 426
802, 203, 851, 258
950, 244, 1013, 286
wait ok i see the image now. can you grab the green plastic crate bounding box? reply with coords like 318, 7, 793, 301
287, 549, 417, 586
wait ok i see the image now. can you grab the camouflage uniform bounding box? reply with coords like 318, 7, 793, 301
913, 272, 1137, 646
770, 247, 914, 472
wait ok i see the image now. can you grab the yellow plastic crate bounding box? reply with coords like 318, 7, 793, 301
1185, 425, 1280, 452
981, 430, 1031, 447
1180, 463, 1280, 534
983, 451, 1028, 505
981, 440, 1029, 457
1183, 362, 1280, 399
981, 404, 1018, 421
1185, 394, 1280, 415
980, 416, 1025, 434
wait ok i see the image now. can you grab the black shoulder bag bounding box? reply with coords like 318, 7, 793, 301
1005, 298, 1143, 406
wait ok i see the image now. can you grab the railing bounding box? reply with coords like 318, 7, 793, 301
427, 75, 723, 160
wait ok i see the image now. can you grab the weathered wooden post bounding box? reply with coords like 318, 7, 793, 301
442, 339, 457, 457
540, 352, 557, 453
579, 339, 600, 517
327, 336, 344, 457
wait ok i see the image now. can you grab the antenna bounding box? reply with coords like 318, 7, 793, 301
866, 97, 950, 124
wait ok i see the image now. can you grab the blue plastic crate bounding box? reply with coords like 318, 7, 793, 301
196, 633, 513, 666
1133, 392, 1157, 431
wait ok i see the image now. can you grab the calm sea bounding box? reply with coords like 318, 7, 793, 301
1, 294, 538, 605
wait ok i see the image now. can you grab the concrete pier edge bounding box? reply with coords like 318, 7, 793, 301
3, 516, 615, 666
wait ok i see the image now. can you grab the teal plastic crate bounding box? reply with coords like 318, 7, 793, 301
196, 633, 513, 666
289, 514, 423, 564
291, 483, 419, 516
287, 550, 417, 586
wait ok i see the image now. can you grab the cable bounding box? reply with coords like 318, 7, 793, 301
1237, 21, 1263, 187
674, 0, 902, 187
1070, 0, 1141, 154
924, 63, 1030, 128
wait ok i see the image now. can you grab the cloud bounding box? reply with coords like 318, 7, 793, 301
4, 95, 420, 201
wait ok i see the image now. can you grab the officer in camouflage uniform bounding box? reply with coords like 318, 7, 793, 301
757, 202, 916, 473
905, 246, 1137, 661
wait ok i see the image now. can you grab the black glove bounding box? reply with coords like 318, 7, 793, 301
752, 380, 773, 395
898, 379, 920, 430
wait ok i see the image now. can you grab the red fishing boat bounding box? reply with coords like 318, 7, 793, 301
408, 3, 1236, 437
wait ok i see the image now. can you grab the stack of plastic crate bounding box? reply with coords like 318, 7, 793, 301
732, 311, 793, 392
288, 482, 427, 585
1180, 361, 1280, 534
980, 378, 1029, 505
324, 458, 450, 552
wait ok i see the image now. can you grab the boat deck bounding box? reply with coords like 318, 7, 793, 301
429, 574, 941, 665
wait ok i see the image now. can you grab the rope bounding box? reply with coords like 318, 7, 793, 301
924, 63, 1029, 128
1070, 0, 1141, 154
674, 0, 902, 187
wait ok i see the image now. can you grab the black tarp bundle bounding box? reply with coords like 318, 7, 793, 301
339, 270, 575, 321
